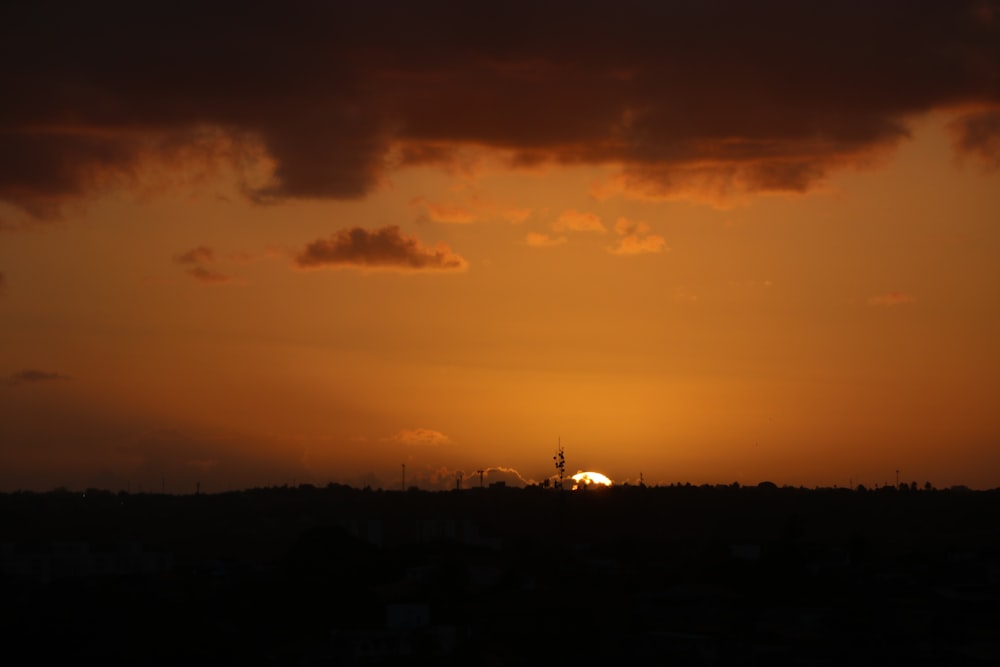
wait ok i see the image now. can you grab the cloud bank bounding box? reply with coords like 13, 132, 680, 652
3, 1, 998, 217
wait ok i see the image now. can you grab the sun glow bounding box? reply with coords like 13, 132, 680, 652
571, 471, 613, 489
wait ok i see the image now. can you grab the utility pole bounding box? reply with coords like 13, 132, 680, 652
896, 469, 900, 489
476, 469, 485, 488
402, 463, 406, 491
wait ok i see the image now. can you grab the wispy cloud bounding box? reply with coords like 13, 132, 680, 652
672, 287, 699, 303
7, 369, 70, 386
174, 246, 215, 265
525, 232, 568, 248
384, 428, 453, 446
553, 209, 606, 233
483, 466, 535, 487
410, 196, 477, 224
502, 208, 532, 224
295, 226, 468, 272
186, 265, 232, 284
868, 291, 916, 306
608, 217, 668, 255
173, 245, 235, 284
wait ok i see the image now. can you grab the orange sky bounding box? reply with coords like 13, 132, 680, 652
2, 1, 999, 491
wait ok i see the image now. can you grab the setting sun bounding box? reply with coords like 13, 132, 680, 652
571, 472, 614, 489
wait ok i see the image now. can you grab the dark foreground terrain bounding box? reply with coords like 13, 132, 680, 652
2, 483, 999, 665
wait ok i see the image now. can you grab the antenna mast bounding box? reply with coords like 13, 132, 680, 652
553, 438, 565, 490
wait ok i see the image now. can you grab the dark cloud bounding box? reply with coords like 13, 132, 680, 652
8, 369, 71, 386
296, 226, 467, 271
1, 0, 998, 215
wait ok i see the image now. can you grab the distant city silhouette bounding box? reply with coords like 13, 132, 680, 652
1, 482, 998, 664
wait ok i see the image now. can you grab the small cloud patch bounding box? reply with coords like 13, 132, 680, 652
410, 197, 477, 224
608, 217, 668, 255
296, 226, 467, 272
